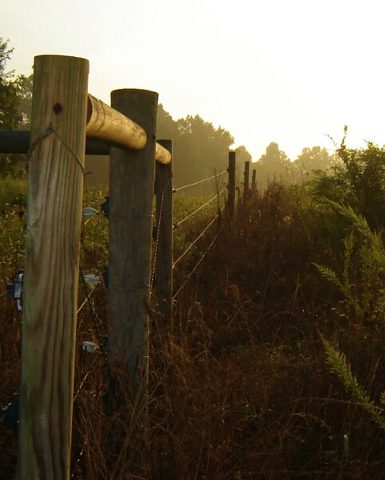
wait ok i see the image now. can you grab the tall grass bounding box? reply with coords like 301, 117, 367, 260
2, 163, 385, 478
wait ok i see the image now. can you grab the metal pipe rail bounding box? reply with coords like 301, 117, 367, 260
0, 94, 171, 165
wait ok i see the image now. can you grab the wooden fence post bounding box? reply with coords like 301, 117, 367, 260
227, 150, 236, 219
243, 160, 250, 204
252, 168, 256, 196
109, 89, 158, 397
18, 55, 89, 480
154, 139, 173, 324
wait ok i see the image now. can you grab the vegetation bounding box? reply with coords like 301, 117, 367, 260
2, 138, 385, 478
0, 38, 32, 176
3, 38, 385, 480
252, 142, 338, 192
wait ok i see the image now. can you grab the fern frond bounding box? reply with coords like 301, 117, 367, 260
321, 334, 385, 432
313, 263, 344, 292
324, 200, 371, 235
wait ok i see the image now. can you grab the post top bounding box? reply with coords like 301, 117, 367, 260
111, 88, 158, 96
34, 54, 89, 62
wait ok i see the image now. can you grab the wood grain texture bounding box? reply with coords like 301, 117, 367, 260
154, 140, 173, 323
109, 89, 158, 392
18, 55, 89, 480
86, 94, 147, 151
0, 129, 171, 165
155, 142, 172, 164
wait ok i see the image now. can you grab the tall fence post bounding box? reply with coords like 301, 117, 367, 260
227, 150, 236, 219
109, 89, 158, 400
251, 168, 256, 196
154, 139, 173, 324
243, 160, 250, 205
18, 55, 89, 480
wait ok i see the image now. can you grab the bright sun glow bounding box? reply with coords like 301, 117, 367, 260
1, 0, 385, 159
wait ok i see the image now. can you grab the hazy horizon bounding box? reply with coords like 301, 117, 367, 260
2, 0, 385, 160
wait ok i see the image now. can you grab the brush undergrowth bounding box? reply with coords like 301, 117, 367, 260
2, 140, 385, 479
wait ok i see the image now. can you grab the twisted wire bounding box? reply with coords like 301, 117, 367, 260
173, 170, 226, 192
173, 234, 218, 300
173, 214, 218, 269
27, 123, 85, 176
174, 187, 226, 229
149, 178, 171, 298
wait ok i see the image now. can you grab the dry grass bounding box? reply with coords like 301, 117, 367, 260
2, 180, 385, 479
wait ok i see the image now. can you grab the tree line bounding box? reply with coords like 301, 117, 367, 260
0, 38, 337, 188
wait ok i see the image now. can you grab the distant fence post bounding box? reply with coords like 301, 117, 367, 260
251, 168, 256, 196
154, 139, 173, 324
243, 160, 250, 204
227, 150, 236, 219
109, 89, 158, 400
18, 55, 89, 480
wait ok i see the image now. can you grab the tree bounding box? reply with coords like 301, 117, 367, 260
292, 146, 336, 182
235, 145, 252, 164
157, 103, 179, 141
173, 115, 234, 190
254, 142, 290, 191
17, 73, 33, 127
0, 38, 33, 175
0, 38, 22, 130
258, 142, 290, 170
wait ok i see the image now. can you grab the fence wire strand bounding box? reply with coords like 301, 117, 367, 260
27, 123, 86, 177
174, 187, 226, 228
173, 233, 218, 300
78, 269, 108, 360
77, 282, 98, 315
173, 169, 227, 192
173, 213, 219, 269
149, 178, 171, 298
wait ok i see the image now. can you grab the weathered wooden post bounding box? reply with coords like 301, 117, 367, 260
18, 55, 89, 480
109, 89, 158, 398
243, 160, 250, 205
154, 139, 173, 324
227, 150, 236, 219
251, 168, 256, 196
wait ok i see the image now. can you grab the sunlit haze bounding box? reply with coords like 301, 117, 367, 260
2, 0, 385, 159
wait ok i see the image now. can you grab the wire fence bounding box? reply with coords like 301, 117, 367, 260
153, 169, 228, 302
174, 187, 226, 229
173, 169, 227, 193
0, 55, 240, 476
173, 213, 219, 269
172, 233, 218, 300
0, 151, 234, 476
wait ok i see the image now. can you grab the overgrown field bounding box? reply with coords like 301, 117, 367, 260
2, 142, 385, 479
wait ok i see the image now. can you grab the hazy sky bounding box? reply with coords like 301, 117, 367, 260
2, 0, 385, 160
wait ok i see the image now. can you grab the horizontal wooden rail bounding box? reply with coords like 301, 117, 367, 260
0, 130, 110, 155
87, 94, 171, 164
0, 94, 171, 164
86, 94, 147, 150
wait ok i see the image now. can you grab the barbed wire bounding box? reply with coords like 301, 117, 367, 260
174, 187, 226, 229
173, 170, 227, 193
78, 270, 108, 360
149, 178, 171, 299
173, 213, 219, 269
71, 440, 87, 479
73, 356, 100, 402
82, 207, 100, 227
173, 233, 218, 300
77, 282, 99, 315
